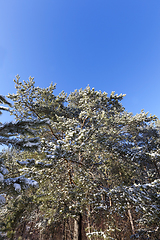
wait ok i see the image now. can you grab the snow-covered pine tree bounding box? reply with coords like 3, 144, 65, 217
6, 76, 160, 239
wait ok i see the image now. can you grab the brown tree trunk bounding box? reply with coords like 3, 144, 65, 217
73, 213, 82, 240
87, 205, 91, 235
127, 203, 135, 235
62, 219, 66, 240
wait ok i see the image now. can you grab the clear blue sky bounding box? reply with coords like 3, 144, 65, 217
0, 0, 160, 123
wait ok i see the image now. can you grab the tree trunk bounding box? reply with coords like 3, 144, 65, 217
87, 205, 91, 235
73, 213, 82, 240
127, 203, 135, 235
62, 219, 66, 240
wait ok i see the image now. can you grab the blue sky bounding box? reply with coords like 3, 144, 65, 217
0, 0, 160, 124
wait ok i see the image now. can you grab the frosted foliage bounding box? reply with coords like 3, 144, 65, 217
0, 166, 9, 175
13, 183, 21, 192
2, 79, 160, 238
0, 194, 6, 205
0, 95, 48, 198
0, 173, 4, 182
24, 178, 39, 188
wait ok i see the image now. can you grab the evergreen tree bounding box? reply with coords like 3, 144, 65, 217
4, 76, 160, 239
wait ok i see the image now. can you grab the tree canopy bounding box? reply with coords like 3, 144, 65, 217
0, 76, 160, 240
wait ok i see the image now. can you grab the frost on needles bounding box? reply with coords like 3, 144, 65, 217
0, 76, 160, 239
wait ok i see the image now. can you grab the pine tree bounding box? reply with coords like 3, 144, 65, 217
4, 76, 160, 239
